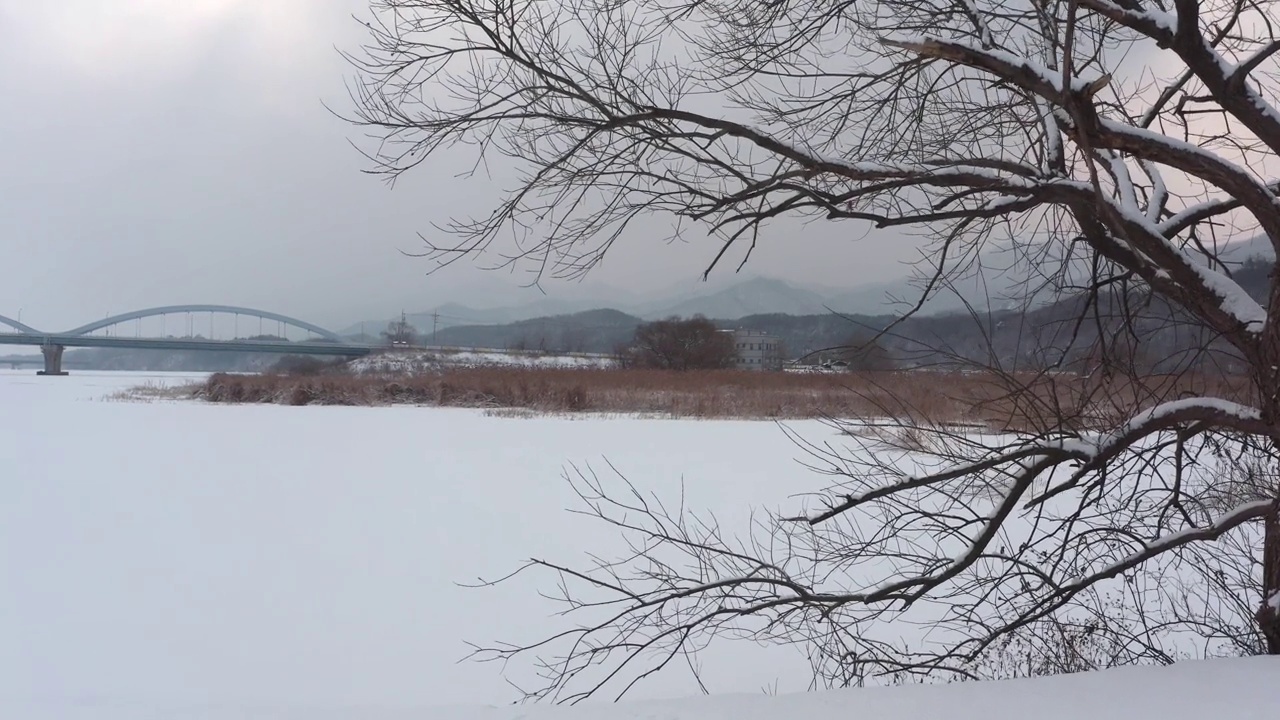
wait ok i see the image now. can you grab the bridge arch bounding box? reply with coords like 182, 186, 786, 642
0, 314, 40, 335
63, 305, 347, 342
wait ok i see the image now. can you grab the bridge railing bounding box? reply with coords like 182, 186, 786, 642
1, 305, 351, 344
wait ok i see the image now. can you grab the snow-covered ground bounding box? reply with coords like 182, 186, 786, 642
1, 371, 1273, 719
350, 349, 615, 374
0, 371, 825, 717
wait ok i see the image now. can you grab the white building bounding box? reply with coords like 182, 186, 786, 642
729, 329, 783, 371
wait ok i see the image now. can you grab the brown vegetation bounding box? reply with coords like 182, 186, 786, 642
200, 367, 902, 418
196, 367, 1251, 428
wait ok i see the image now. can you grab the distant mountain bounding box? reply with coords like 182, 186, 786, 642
825, 279, 957, 316
344, 236, 1280, 340
339, 284, 646, 336
1219, 234, 1273, 262
377, 257, 1274, 365
340, 271, 1015, 339
432, 308, 642, 353
410, 297, 592, 329
639, 277, 833, 319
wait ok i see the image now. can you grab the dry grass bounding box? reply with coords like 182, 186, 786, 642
104, 381, 194, 403
194, 366, 1255, 427
198, 368, 961, 420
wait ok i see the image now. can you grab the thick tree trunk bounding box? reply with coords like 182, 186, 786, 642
1258, 502, 1280, 654
1255, 283, 1280, 653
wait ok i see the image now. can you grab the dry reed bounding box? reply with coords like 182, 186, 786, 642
195, 367, 1252, 427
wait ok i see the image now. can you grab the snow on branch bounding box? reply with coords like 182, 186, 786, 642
882, 29, 1280, 286
1067, 397, 1266, 464
1028, 398, 1271, 506
1059, 499, 1275, 591
1079, 186, 1271, 332
1158, 182, 1280, 239
1076, 0, 1177, 43
1091, 120, 1280, 225
1231, 40, 1280, 86
1109, 397, 1263, 439
882, 35, 1111, 105
1139, 160, 1168, 223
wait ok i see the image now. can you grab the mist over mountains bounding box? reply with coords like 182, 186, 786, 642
346, 237, 1274, 369
353, 234, 1277, 337
342, 274, 951, 338
408, 255, 1271, 371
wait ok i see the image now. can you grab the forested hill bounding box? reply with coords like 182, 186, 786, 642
428, 257, 1272, 370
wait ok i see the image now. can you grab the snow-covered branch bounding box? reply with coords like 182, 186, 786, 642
882, 35, 1109, 105
1058, 499, 1274, 591
1158, 183, 1280, 239
1075, 0, 1176, 44
1030, 398, 1270, 505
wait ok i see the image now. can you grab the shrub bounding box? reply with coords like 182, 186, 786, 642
270, 355, 348, 376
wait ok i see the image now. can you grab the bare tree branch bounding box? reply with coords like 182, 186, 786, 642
345, 0, 1280, 699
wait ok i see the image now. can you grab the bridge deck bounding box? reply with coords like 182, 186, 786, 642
0, 333, 374, 357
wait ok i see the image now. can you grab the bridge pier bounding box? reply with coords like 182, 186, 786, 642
37, 344, 68, 376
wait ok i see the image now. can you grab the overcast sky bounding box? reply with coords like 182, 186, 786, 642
0, 0, 923, 332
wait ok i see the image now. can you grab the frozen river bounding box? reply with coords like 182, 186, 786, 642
0, 371, 829, 717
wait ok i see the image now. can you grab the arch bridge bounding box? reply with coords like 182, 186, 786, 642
0, 304, 375, 375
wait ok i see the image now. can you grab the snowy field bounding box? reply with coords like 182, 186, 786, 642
1, 371, 1275, 719
0, 371, 826, 717
350, 349, 615, 374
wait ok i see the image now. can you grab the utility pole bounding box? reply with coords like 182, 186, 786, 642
432, 311, 439, 346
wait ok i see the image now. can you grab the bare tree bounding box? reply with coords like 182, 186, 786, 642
621, 315, 737, 370
382, 311, 417, 347
835, 330, 898, 371
347, 0, 1280, 700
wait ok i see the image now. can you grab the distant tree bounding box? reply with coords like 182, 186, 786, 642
1241, 255, 1273, 277
834, 331, 896, 371
1071, 322, 1148, 379
559, 326, 588, 354
270, 355, 347, 376
773, 339, 791, 366
622, 316, 736, 370
382, 312, 417, 347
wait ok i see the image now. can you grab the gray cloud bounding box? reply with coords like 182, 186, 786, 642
0, 1, 923, 333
